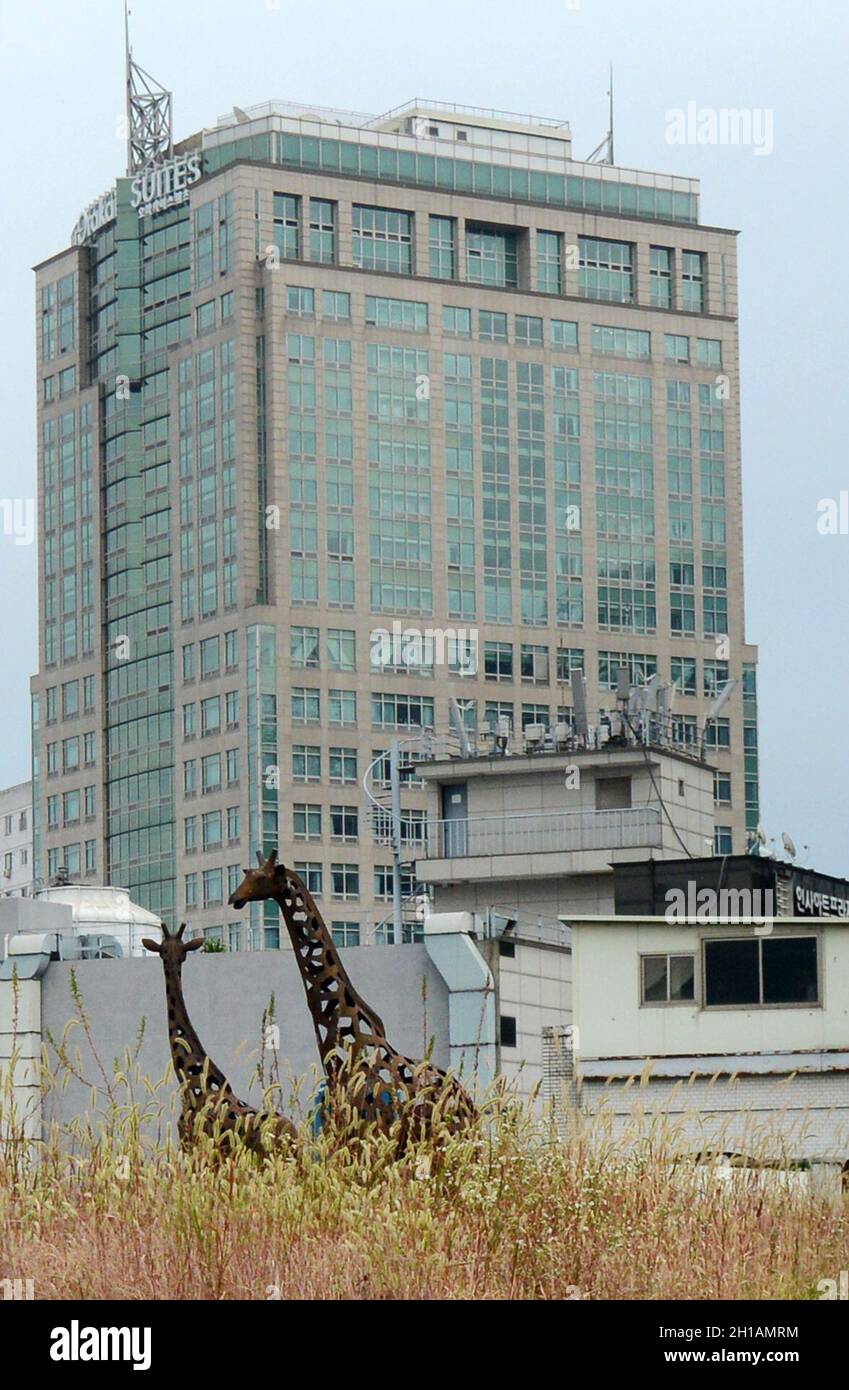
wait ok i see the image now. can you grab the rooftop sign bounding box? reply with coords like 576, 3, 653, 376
71, 189, 117, 246
130, 152, 202, 218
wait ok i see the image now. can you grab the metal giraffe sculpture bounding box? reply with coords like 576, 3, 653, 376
142, 921, 295, 1156
229, 852, 475, 1140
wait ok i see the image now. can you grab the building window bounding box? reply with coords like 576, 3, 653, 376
322, 290, 350, 321
309, 199, 335, 264
478, 309, 508, 342
671, 656, 697, 696
200, 696, 221, 736
203, 868, 224, 908
704, 936, 818, 1007
551, 319, 578, 352
202, 811, 222, 850
484, 641, 513, 681
591, 325, 650, 360
649, 246, 673, 307
329, 747, 357, 784
713, 771, 732, 804
327, 629, 356, 671
331, 920, 360, 947
520, 644, 549, 684
537, 230, 562, 293
500, 1015, 517, 1048
294, 862, 323, 896
696, 337, 722, 367
682, 251, 705, 311
292, 687, 321, 722
286, 286, 314, 316
273, 193, 300, 259
199, 636, 220, 678
331, 863, 360, 900
330, 805, 358, 842
665, 333, 690, 364
466, 225, 518, 288
352, 205, 413, 274
292, 744, 322, 782
429, 215, 456, 279
578, 237, 634, 303
290, 626, 320, 668
365, 295, 428, 331
196, 300, 216, 333
294, 803, 322, 840
201, 754, 221, 794
515, 315, 543, 347
443, 305, 471, 338
714, 825, 733, 855
641, 954, 695, 1004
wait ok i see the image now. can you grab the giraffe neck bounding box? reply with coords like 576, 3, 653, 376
161, 958, 231, 1108
273, 874, 393, 1075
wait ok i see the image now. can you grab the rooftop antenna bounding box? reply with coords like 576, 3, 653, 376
587, 64, 615, 164
124, 0, 174, 175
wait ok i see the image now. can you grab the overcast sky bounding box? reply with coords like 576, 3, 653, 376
1, 0, 847, 873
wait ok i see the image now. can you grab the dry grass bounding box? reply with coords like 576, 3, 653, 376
0, 973, 845, 1300
1, 1079, 847, 1300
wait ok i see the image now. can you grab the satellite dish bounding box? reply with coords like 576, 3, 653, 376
233, 106, 250, 123
781, 832, 797, 860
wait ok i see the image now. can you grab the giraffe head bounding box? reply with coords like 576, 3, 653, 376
228, 850, 288, 911
142, 920, 205, 961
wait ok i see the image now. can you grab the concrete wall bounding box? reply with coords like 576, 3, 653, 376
39, 944, 449, 1135
489, 939, 572, 1098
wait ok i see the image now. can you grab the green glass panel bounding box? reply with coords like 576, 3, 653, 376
454, 160, 474, 191
529, 171, 547, 201
415, 153, 436, 184
339, 141, 359, 172
509, 169, 529, 199
301, 136, 320, 167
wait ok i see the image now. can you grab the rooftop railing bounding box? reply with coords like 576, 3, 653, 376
420, 805, 662, 860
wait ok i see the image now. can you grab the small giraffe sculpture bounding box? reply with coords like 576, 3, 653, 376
142, 920, 295, 1157
229, 852, 475, 1143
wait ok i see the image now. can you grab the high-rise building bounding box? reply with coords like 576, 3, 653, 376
32, 90, 758, 949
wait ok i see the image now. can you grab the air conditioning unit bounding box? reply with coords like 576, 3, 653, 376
524, 723, 546, 752
553, 722, 571, 750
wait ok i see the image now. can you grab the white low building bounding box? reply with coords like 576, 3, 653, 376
566, 913, 849, 1182
0, 780, 33, 898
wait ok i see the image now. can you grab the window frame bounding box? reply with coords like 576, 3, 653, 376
701, 932, 821, 1011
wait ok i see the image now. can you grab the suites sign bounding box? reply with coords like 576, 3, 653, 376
130, 152, 202, 218
71, 152, 204, 245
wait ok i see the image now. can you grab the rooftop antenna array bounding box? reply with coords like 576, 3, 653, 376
586, 64, 615, 164
124, 1, 174, 174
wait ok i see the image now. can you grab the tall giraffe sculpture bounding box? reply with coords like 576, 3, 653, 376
142, 920, 295, 1157
228, 852, 476, 1143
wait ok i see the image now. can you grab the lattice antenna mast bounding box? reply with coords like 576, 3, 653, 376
125, 1, 173, 174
